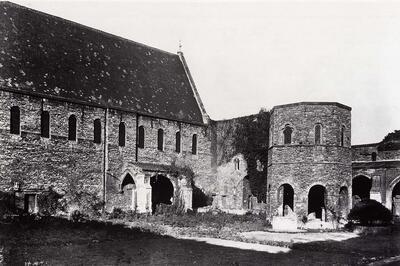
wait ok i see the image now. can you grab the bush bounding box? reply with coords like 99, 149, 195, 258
37, 188, 63, 216
154, 203, 185, 216
109, 208, 126, 219
70, 210, 85, 223
348, 199, 392, 225
0, 191, 15, 217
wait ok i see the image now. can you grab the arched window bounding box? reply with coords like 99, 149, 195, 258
138, 126, 144, 148
157, 129, 164, 151
119, 122, 126, 147
315, 124, 321, 145
340, 125, 345, 147
93, 119, 101, 144
41, 111, 50, 138
372, 152, 377, 161
175, 131, 181, 153
234, 158, 240, 170
68, 115, 77, 141
192, 134, 198, 155
10, 106, 20, 135
283, 125, 292, 145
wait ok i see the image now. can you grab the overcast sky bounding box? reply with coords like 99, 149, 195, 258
13, 0, 400, 144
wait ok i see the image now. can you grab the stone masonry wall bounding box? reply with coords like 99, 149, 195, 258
0, 90, 215, 213
268, 103, 352, 221
0, 90, 104, 208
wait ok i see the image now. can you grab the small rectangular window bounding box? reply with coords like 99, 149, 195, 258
68, 115, 77, 141
175, 131, 181, 153
119, 122, 126, 147
138, 126, 145, 148
10, 106, 20, 135
94, 119, 101, 144
157, 129, 164, 151
192, 134, 197, 155
41, 111, 50, 138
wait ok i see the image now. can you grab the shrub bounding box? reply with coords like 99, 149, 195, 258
0, 191, 15, 217
109, 208, 126, 219
70, 210, 85, 223
37, 188, 63, 216
154, 202, 185, 216
348, 199, 392, 225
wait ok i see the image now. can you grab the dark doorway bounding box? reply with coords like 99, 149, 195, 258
24, 194, 36, 213
352, 175, 371, 202
308, 185, 326, 219
150, 175, 174, 213
278, 184, 294, 216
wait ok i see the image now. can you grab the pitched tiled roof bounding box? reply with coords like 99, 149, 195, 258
0, 2, 205, 124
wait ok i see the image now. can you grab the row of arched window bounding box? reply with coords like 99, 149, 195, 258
138, 126, 197, 154
9, 106, 198, 154
283, 123, 346, 146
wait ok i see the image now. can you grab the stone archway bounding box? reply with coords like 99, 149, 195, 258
308, 185, 326, 220
392, 181, 400, 217
121, 173, 137, 210
278, 184, 294, 216
352, 175, 371, 206
150, 174, 174, 213
117, 166, 150, 214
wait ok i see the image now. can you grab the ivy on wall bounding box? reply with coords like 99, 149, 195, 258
232, 109, 270, 202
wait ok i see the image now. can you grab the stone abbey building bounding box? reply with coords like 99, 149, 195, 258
1, 2, 399, 222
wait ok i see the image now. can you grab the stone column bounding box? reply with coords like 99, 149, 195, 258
135, 173, 152, 213
181, 187, 193, 211
178, 176, 193, 211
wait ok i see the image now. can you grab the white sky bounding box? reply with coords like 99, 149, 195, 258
12, 0, 400, 144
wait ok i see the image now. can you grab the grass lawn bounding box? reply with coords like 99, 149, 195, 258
0, 215, 399, 265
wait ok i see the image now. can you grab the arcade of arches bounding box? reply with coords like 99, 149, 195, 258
112, 170, 193, 214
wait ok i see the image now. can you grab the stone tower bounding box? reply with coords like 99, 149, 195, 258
267, 102, 352, 221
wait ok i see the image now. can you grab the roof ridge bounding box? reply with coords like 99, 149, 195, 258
1, 1, 177, 57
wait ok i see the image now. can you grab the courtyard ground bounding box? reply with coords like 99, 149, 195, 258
0, 215, 400, 265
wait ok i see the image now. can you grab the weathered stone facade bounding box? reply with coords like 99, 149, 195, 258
267, 103, 352, 221
0, 89, 212, 213
352, 143, 400, 215
1, 2, 400, 223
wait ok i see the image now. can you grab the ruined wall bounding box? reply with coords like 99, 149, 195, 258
352, 162, 400, 209
209, 112, 270, 210
352, 143, 400, 162
352, 144, 379, 162
267, 103, 352, 220
208, 118, 250, 210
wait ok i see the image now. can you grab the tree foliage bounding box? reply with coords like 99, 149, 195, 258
378, 130, 400, 151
